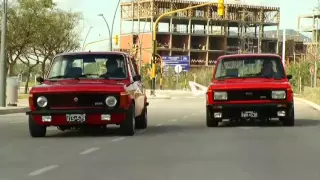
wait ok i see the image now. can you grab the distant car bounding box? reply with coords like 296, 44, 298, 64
206, 54, 294, 127
26, 51, 148, 137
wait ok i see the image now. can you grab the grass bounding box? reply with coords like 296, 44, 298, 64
18, 94, 29, 99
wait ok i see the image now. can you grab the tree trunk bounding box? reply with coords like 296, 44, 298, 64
7, 63, 15, 76
24, 69, 31, 94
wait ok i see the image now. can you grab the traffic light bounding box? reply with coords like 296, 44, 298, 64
115, 35, 118, 45
218, 0, 224, 17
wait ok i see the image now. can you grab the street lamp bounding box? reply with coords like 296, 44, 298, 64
82, 26, 92, 50
0, 0, 8, 107
98, 14, 112, 51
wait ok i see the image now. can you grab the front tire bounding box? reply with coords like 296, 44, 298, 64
135, 107, 147, 129
206, 107, 218, 127
281, 107, 295, 126
28, 115, 47, 137
120, 103, 135, 136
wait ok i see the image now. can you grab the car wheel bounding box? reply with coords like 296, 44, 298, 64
28, 115, 47, 137
206, 107, 218, 127
135, 107, 147, 129
120, 103, 135, 136
282, 107, 295, 126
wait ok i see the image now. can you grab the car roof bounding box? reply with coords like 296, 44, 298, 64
56, 51, 131, 57
217, 53, 281, 61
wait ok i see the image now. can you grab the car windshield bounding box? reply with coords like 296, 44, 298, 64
214, 56, 286, 79
47, 54, 128, 79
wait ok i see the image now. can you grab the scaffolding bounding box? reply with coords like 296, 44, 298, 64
120, 0, 280, 67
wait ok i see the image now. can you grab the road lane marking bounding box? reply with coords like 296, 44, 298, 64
183, 116, 188, 119
9, 120, 25, 124
111, 137, 125, 142
191, 113, 197, 116
79, 147, 100, 155
155, 124, 162, 127
186, 97, 196, 99
28, 165, 59, 176
171, 119, 178, 122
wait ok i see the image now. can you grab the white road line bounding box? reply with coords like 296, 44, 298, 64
238, 127, 254, 130
186, 97, 196, 99
111, 137, 125, 142
191, 113, 197, 116
171, 97, 178, 99
171, 119, 178, 122
79, 147, 100, 155
9, 120, 25, 124
28, 165, 59, 176
155, 124, 163, 127
183, 116, 188, 119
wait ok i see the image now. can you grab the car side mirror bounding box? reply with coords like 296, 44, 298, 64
133, 75, 141, 81
287, 75, 292, 80
36, 77, 44, 84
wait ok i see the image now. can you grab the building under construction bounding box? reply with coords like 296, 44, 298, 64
119, 0, 280, 67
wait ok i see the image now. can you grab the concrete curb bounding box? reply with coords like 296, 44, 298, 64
147, 95, 172, 99
0, 107, 29, 115
294, 97, 320, 111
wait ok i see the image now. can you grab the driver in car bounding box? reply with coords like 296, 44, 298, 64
259, 61, 274, 77
104, 59, 126, 78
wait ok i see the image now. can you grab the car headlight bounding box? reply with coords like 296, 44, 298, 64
105, 96, 117, 107
37, 96, 48, 107
214, 91, 227, 100
271, 90, 286, 99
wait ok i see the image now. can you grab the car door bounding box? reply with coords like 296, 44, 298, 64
127, 57, 145, 116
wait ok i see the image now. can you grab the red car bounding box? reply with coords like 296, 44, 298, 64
206, 54, 294, 127
26, 51, 148, 137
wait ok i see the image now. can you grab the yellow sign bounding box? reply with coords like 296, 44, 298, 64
218, 0, 224, 16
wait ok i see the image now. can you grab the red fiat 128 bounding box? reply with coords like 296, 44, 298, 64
206, 54, 294, 127
26, 51, 148, 137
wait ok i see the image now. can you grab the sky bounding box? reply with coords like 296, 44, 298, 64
54, 0, 320, 51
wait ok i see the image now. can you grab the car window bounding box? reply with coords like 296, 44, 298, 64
214, 57, 285, 79
47, 54, 128, 79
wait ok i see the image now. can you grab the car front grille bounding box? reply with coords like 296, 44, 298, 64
34, 93, 120, 108
227, 90, 272, 101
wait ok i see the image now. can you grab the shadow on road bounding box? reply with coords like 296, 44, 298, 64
43, 119, 320, 138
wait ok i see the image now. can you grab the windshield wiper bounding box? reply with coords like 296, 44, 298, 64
215, 75, 237, 80
77, 73, 100, 78
48, 75, 79, 80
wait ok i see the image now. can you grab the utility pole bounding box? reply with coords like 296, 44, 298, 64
98, 14, 112, 51
0, 0, 8, 107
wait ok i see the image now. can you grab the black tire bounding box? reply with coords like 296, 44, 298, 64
120, 103, 135, 136
28, 115, 46, 137
206, 107, 218, 127
282, 107, 295, 126
135, 107, 147, 129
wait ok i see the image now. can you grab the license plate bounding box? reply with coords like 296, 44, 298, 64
66, 114, 86, 123
241, 111, 258, 118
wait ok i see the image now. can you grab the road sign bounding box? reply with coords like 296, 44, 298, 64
174, 64, 182, 73
161, 56, 190, 72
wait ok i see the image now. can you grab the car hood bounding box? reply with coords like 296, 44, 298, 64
210, 78, 291, 90
30, 80, 128, 94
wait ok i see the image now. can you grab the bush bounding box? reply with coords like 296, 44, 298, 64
140, 66, 214, 90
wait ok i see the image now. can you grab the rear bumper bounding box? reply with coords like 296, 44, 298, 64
206, 102, 293, 119
26, 108, 128, 126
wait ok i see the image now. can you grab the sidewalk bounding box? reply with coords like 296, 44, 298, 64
0, 98, 29, 115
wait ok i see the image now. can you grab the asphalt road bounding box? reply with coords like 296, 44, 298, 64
1, 95, 320, 180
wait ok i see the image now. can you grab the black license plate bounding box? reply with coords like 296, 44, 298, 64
66, 114, 86, 123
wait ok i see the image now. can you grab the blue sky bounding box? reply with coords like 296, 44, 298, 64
54, 0, 320, 51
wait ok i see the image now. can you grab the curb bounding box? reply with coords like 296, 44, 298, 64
147, 95, 172, 99
294, 97, 320, 111
0, 107, 29, 115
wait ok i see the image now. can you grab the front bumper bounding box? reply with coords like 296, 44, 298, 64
207, 102, 293, 119
26, 108, 128, 126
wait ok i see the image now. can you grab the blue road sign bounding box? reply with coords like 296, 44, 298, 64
161, 56, 190, 72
